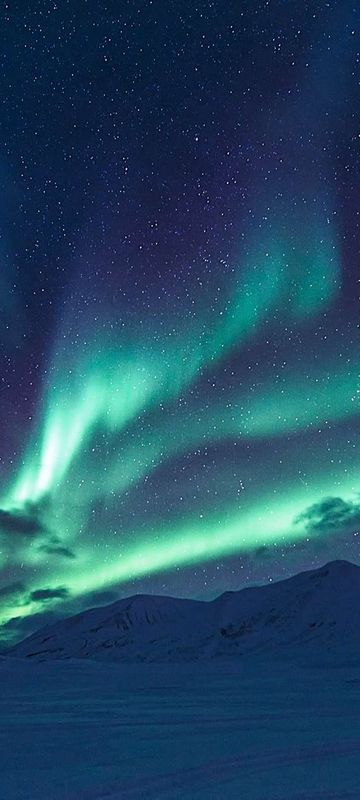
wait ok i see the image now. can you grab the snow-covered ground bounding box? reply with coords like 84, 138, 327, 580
1, 654, 360, 800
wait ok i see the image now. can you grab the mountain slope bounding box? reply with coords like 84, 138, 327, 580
8, 560, 360, 662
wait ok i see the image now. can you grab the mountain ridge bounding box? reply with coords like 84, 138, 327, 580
7, 559, 360, 662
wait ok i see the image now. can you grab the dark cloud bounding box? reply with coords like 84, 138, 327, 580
40, 544, 76, 558
254, 545, 271, 559
0, 582, 25, 599
37, 535, 76, 560
0, 610, 61, 649
295, 496, 360, 534
0, 497, 53, 545
0, 506, 45, 537
30, 586, 69, 602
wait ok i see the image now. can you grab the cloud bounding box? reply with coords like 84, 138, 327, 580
254, 545, 271, 559
295, 496, 360, 534
0, 610, 60, 648
0, 506, 45, 537
0, 501, 76, 563
0, 582, 25, 599
37, 535, 76, 560
30, 586, 70, 603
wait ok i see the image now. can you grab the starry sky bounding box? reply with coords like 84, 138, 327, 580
1, 0, 360, 645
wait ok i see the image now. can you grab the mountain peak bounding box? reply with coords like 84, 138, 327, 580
323, 559, 358, 569
307, 559, 360, 578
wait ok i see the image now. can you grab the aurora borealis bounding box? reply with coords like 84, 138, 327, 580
1, 1, 360, 644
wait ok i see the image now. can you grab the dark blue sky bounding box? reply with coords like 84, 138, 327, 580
1, 1, 360, 644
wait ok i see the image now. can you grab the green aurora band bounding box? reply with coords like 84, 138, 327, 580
3, 477, 360, 627
1, 208, 355, 634
7, 211, 339, 507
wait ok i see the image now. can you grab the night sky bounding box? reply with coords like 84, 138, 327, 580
1, 0, 360, 645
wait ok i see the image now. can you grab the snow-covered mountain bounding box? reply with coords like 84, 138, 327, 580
8, 560, 360, 662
